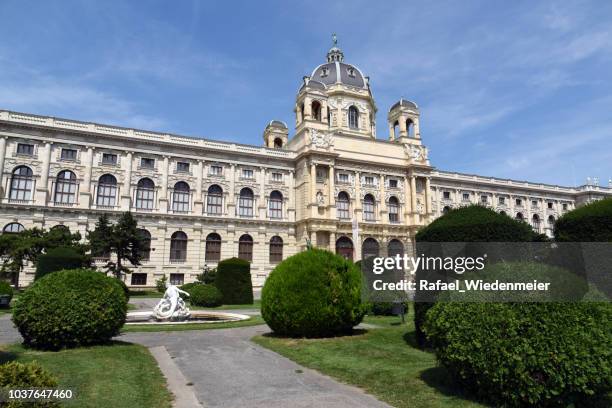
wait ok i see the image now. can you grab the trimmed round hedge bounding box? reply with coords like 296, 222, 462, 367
189, 284, 223, 307
0, 361, 59, 407
216, 258, 253, 305
261, 249, 365, 337
12, 269, 127, 350
414, 205, 536, 347
424, 301, 612, 407
0, 280, 14, 307
35, 246, 88, 281
555, 197, 612, 242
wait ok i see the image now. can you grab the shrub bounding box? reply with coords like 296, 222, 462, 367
35, 246, 88, 281
197, 266, 217, 285
424, 300, 612, 407
555, 198, 612, 242
12, 269, 127, 350
114, 278, 130, 301
155, 275, 167, 293
179, 282, 201, 300
368, 301, 409, 316
189, 284, 223, 307
414, 205, 536, 347
261, 249, 365, 337
0, 280, 14, 307
216, 258, 253, 305
0, 361, 59, 407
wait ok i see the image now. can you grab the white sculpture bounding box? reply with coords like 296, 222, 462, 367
153, 282, 191, 321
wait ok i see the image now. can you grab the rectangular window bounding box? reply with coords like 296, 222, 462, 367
169, 273, 184, 286
16, 143, 34, 156
210, 165, 223, 176
516, 198, 523, 206
271, 172, 283, 182
388, 179, 398, 188
562, 203, 568, 211
443, 191, 451, 200
480, 195, 488, 204
498, 197, 505, 205
131, 273, 147, 286
242, 169, 253, 179
61, 148, 77, 161
462, 193, 470, 201
177, 162, 190, 173
548, 202, 553, 209
141, 158, 155, 169
338, 173, 349, 183
532, 200, 538, 208
102, 153, 118, 165
364, 176, 374, 186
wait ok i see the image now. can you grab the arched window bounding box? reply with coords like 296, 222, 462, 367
532, 214, 541, 232
137, 229, 152, 261
516, 212, 524, 221
172, 181, 190, 213
97, 174, 117, 207
393, 120, 399, 139
348, 106, 359, 129
312, 101, 322, 121
336, 236, 353, 261
548, 215, 555, 229
388, 196, 399, 223
54, 170, 78, 205
50, 224, 69, 233
300, 103, 305, 123
337, 191, 350, 219
269, 236, 283, 263
135, 178, 155, 210
206, 185, 223, 215
388, 239, 404, 258
9, 166, 34, 202
205, 233, 222, 262
269, 191, 283, 219
362, 238, 380, 259
3, 222, 24, 234
238, 234, 253, 262
274, 138, 283, 149
170, 231, 187, 262
406, 119, 415, 137
500, 210, 507, 216
363, 194, 375, 221
442, 206, 451, 215
238, 188, 254, 217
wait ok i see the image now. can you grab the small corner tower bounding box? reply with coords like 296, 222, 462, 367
388, 99, 421, 143
263, 120, 289, 149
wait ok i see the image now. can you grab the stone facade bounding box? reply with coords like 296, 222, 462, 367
1, 44, 610, 288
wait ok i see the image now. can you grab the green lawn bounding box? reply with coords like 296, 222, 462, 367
123, 315, 265, 332
190, 299, 261, 310
252, 313, 488, 408
0, 342, 172, 408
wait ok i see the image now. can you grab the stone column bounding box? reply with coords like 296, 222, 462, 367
410, 176, 417, 222
310, 162, 317, 217
329, 231, 336, 253
259, 167, 266, 219
425, 177, 431, 216
328, 165, 336, 219
227, 163, 236, 216
79, 147, 94, 208
379, 173, 387, 222
35, 142, 52, 205
304, 98, 312, 120
403, 176, 412, 223
399, 115, 408, 137
121, 152, 133, 210
354, 171, 362, 222
0, 137, 7, 198
288, 170, 295, 222
193, 160, 204, 214
159, 156, 169, 213
321, 101, 329, 124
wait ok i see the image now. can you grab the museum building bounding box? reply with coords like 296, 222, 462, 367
1, 43, 610, 288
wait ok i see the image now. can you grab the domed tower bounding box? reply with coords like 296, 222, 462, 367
388, 98, 421, 143
295, 36, 377, 139
263, 120, 289, 149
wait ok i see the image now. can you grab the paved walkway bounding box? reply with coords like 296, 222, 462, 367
1, 313, 390, 407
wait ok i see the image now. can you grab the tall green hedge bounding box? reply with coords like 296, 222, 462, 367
261, 249, 365, 337
35, 246, 88, 281
414, 205, 535, 347
215, 258, 253, 305
12, 269, 127, 350
555, 198, 612, 242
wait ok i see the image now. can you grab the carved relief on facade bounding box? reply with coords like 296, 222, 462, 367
308, 129, 334, 149
404, 144, 428, 162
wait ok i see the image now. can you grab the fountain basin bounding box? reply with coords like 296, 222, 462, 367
126, 310, 251, 325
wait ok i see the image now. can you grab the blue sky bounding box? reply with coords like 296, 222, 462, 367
1, 0, 611, 187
